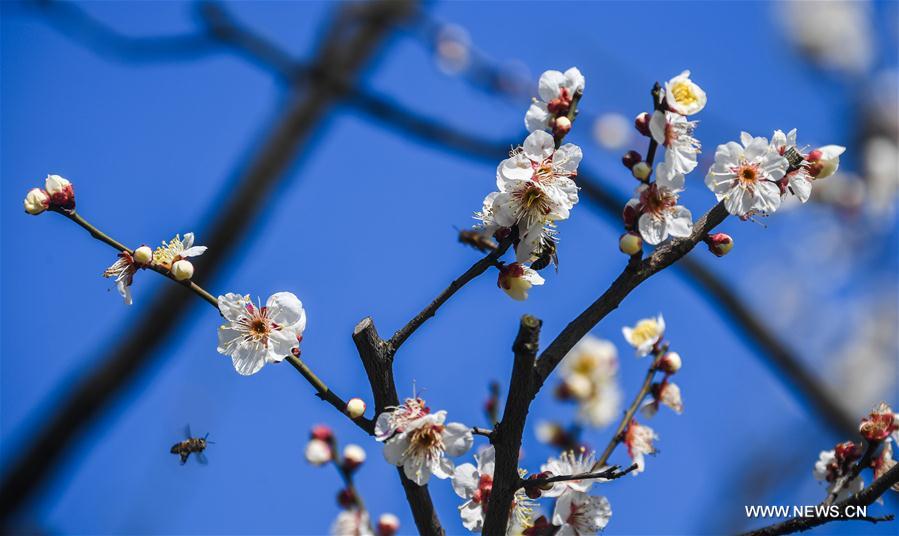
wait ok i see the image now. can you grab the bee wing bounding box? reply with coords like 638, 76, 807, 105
183, 424, 192, 439
195, 451, 208, 465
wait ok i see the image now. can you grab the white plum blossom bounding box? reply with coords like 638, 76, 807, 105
633, 163, 693, 246
452, 446, 535, 533
216, 292, 307, 376
813, 449, 865, 501
492, 130, 580, 262
152, 232, 207, 269
382, 410, 472, 485
624, 420, 657, 475
103, 252, 139, 305
552, 491, 612, 535
541, 449, 606, 497
622, 314, 665, 356
559, 336, 622, 427
664, 70, 706, 116
330, 509, 373, 536
374, 397, 430, 441
705, 132, 788, 217
649, 110, 701, 174
498, 262, 545, 301
769, 128, 814, 203
525, 67, 585, 133
641, 381, 684, 418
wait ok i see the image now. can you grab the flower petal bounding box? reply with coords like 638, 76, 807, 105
443, 422, 473, 457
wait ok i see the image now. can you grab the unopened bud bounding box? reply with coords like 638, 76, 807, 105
346, 397, 367, 419
304, 438, 332, 465
377, 513, 400, 536
44, 174, 75, 210
619, 232, 643, 256
337, 488, 356, 508
634, 112, 651, 137
705, 233, 733, 257
622, 202, 639, 229
311, 424, 334, 442
553, 115, 572, 137
525, 477, 543, 499
806, 145, 846, 179
24, 188, 50, 215
171, 259, 194, 281
658, 351, 682, 374
342, 444, 366, 470
133, 245, 153, 265
631, 162, 651, 181
621, 150, 642, 170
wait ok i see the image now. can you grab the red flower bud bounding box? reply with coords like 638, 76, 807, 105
621, 150, 642, 170
634, 112, 651, 137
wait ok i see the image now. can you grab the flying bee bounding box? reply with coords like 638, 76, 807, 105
170, 425, 212, 465
457, 229, 498, 253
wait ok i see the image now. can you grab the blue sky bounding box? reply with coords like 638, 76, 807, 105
2, 1, 897, 534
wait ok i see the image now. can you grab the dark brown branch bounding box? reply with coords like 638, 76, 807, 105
740, 463, 899, 536
472, 427, 495, 438
352, 318, 444, 536
520, 463, 638, 489
388, 236, 512, 352
0, 1, 414, 525
482, 315, 542, 536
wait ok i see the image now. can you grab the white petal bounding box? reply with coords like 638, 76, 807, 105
638, 213, 666, 245
451, 463, 479, 498
266, 292, 304, 327
491, 192, 520, 227
665, 206, 693, 238
553, 143, 582, 173
430, 456, 455, 480
459, 502, 485, 532
655, 161, 684, 192
404, 454, 432, 485
789, 175, 813, 203
538, 70, 566, 102
523, 130, 555, 162
525, 102, 551, 132
268, 329, 296, 360
217, 326, 242, 354
383, 436, 408, 466
754, 181, 783, 214
218, 293, 250, 322
231, 341, 266, 376
179, 245, 207, 258
498, 154, 534, 186
181, 232, 195, 250
476, 446, 495, 476
563, 67, 585, 92
374, 412, 394, 441
649, 110, 667, 145
443, 422, 474, 457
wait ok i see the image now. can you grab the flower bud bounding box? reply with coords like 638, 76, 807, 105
622, 201, 639, 229
634, 112, 651, 137
631, 161, 651, 181
311, 424, 334, 442
304, 438, 332, 465
619, 232, 643, 256
705, 233, 733, 257
497, 263, 544, 301
806, 145, 846, 179
133, 245, 153, 265
658, 351, 682, 374
621, 150, 642, 170
337, 488, 356, 508
553, 115, 572, 138
525, 475, 543, 499
346, 397, 367, 419
342, 444, 366, 470
44, 174, 75, 210
171, 259, 194, 281
24, 188, 50, 215
377, 513, 400, 536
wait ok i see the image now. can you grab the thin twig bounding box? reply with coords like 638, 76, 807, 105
285, 354, 375, 435
472, 427, 495, 438
520, 463, 638, 489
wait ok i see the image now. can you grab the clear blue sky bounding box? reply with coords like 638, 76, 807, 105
2, 1, 897, 534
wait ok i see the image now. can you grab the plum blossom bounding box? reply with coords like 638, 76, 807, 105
24, 188, 50, 215
374, 396, 430, 441
633, 163, 693, 246
103, 252, 139, 305
152, 232, 207, 269
559, 336, 622, 427
813, 444, 865, 501
551, 491, 612, 535
381, 408, 472, 485
872, 440, 899, 492
622, 314, 665, 356
770, 128, 814, 203
649, 111, 701, 174
858, 401, 898, 442
624, 420, 657, 475
330, 509, 373, 536
492, 130, 580, 262
216, 292, 307, 376
705, 132, 788, 217
641, 380, 684, 418
664, 70, 706, 116
452, 446, 535, 533
525, 68, 585, 133
498, 263, 545, 301
541, 448, 606, 497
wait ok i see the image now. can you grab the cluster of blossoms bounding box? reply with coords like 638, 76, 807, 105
620, 314, 684, 474
24, 174, 75, 214
452, 446, 536, 534
813, 402, 899, 501
473, 68, 586, 301
103, 232, 208, 304
375, 396, 473, 486
303, 425, 400, 536
555, 336, 622, 428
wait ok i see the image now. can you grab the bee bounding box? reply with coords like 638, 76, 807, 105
170, 425, 212, 465
530, 239, 558, 272
457, 229, 497, 253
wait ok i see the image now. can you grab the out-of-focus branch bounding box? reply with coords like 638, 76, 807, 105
352, 318, 444, 536
740, 463, 899, 536
482, 315, 542, 536
0, 0, 413, 526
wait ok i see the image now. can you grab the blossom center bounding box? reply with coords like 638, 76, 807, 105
630, 320, 659, 346
735, 162, 760, 185
406, 424, 445, 460
671, 81, 697, 106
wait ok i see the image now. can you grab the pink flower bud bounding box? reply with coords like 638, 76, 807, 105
621, 150, 642, 170
346, 397, 367, 419
133, 246, 153, 265
304, 438, 332, 466
705, 233, 733, 257
631, 162, 651, 181
44, 174, 75, 210
553, 115, 572, 138
24, 188, 50, 215
634, 112, 651, 137
619, 232, 643, 256
377, 513, 400, 536
171, 259, 194, 281
658, 351, 682, 374
342, 444, 366, 470
337, 488, 356, 508
311, 424, 334, 442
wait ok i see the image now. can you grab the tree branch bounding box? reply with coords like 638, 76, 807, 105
740, 463, 899, 536
520, 463, 638, 489
482, 315, 542, 536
